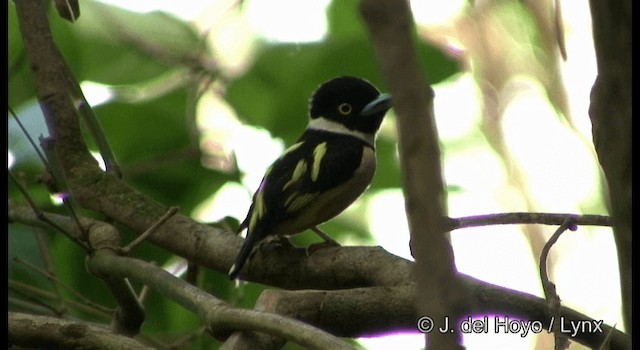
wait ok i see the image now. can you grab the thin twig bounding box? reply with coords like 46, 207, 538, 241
539, 217, 577, 350
9, 279, 113, 320
11, 105, 89, 246
598, 323, 617, 350
71, 95, 123, 178
8, 282, 63, 316
9, 107, 50, 168
39, 138, 89, 242
34, 229, 69, 315
138, 285, 150, 304
13, 258, 113, 314
120, 206, 179, 254
8, 171, 90, 251
448, 212, 610, 231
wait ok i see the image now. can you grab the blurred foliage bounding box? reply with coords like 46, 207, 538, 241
8, 0, 458, 348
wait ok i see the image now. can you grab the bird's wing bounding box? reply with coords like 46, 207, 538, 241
244, 132, 366, 234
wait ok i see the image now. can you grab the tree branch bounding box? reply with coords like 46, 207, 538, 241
87, 247, 356, 350
588, 0, 632, 334
448, 212, 610, 230
10, 202, 630, 349
8, 312, 153, 350
359, 0, 464, 348
225, 286, 416, 349
463, 275, 630, 350
9, 279, 113, 320
14, 0, 97, 172
220, 277, 631, 350
538, 218, 577, 349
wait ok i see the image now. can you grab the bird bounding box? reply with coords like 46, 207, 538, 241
228, 76, 392, 280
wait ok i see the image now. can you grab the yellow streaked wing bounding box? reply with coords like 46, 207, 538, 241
284, 192, 319, 213
311, 142, 327, 182
282, 159, 308, 191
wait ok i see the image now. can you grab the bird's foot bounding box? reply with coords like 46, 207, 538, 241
305, 239, 341, 257
258, 236, 295, 254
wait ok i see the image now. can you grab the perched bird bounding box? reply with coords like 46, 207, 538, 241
228, 76, 392, 280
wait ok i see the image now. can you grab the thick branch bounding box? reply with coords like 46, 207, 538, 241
221, 278, 630, 350
360, 0, 464, 348
463, 275, 630, 350
14, 0, 97, 172
588, 0, 632, 334
8, 312, 153, 350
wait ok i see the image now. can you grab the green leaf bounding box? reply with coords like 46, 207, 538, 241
225, 39, 387, 145
326, 0, 368, 39
92, 89, 237, 213
226, 0, 459, 148
51, 1, 205, 85
327, 0, 459, 85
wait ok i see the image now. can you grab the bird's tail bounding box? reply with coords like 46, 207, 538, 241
228, 233, 258, 280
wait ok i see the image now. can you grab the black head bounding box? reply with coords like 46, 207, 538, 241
308, 76, 392, 134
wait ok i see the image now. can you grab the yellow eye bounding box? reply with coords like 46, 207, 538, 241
337, 103, 352, 115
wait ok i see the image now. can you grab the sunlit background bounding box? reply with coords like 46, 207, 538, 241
9, 0, 621, 349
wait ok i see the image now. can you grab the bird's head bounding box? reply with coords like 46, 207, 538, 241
308, 76, 392, 135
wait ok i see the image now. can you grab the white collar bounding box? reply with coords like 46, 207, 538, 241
307, 117, 375, 147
